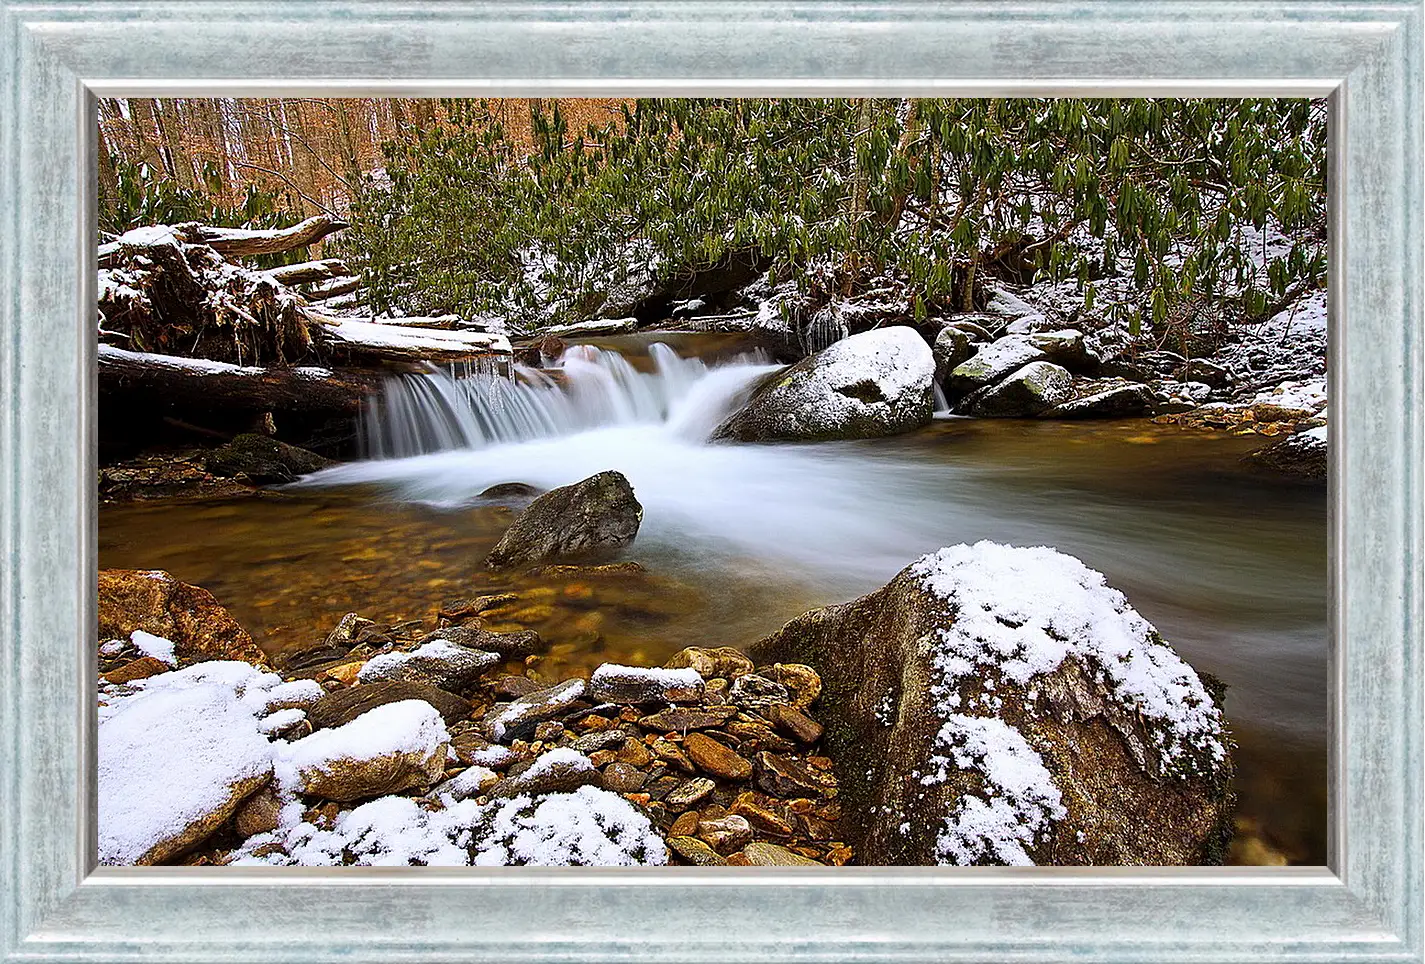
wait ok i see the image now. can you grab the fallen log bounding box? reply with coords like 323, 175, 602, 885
99, 344, 382, 415
174, 215, 350, 258
304, 275, 363, 301
338, 313, 502, 332
264, 258, 350, 286
307, 316, 512, 365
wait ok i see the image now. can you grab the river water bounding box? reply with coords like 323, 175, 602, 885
98, 335, 1326, 865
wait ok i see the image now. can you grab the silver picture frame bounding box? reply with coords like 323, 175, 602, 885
1, 2, 1420, 961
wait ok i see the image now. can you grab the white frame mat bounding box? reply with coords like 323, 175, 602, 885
1, 2, 1420, 962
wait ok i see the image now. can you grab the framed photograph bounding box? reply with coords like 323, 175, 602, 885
1, 2, 1420, 962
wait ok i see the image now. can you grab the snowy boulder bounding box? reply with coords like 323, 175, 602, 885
960, 362, 1073, 417
712, 326, 934, 443
1028, 329, 1098, 374
946, 336, 1047, 400
1047, 378, 1160, 418
278, 700, 449, 802
98, 569, 268, 666
1243, 425, 1327, 481
588, 663, 705, 704
932, 326, 976, 387
482, 678, 588, 742
486, 470, 643, 570
99, 663, 277, 864
356, 639, 499, 692
752, 542, 1234, 866
488, 747, 598, 798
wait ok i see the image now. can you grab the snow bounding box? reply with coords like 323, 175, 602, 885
951, 337, 1045, 387
518, 747, 593, 781
910, 542, 1227, 773
273, 700, 449, 793
543, 318, 639, 338
233, 786, 666, 867
1252, 378, 1327, 413
129, 629, 177, 667
356, 638, 497, 685
319, 318, 513, 358
485, 678, 586, 742
248, 678, 325, 714
588, 663, 704, 701
98, 344, 335, 380
99, 638, 126, 657
98, 662, 277, 864
435, 765, 498, 802
258, 708, 307, 735
929, 715, 1067, 866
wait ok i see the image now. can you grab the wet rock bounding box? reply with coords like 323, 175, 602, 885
741, 841, 822, 866
723, 719, 797, 754
651, 737, 696, 773
98, 569, 268, 666
486, 470, 643, 570
712, 327, 935, 443
638, 706, 738, 732
1048, 378, 1159, 418
1242, 425, 1327, 481
102, 656, 171, 685
424, 624, 546, 658
356, 639, 498, 692
665, 777, 717, 811
683, 732, 753, 780
728, 674, 791, 713
759, 663, 822, 708
698, 814, 754, 854
751, 542, 1234, 866
664, 646, 755, 680
767, 704, 824, 744
961, 361, 1073, 417
730, 792, 795, 836
616, 739, 655, 768
571, 729, 627, 753
588, 663, 705, 704
753, 751, 835, 799
479, 481, 543, 500
204, 433, 334, 484
483, 678, 587, 742
947, 336, 1047, 399
439, 593, 519, 622
307, 680, 470, 730
534, 720, 566, 742
489, 748, 597, 798
599, 762, 648, 793
932, 326, 976, 386
493, 675, 542, 699
668, 835, 727, 866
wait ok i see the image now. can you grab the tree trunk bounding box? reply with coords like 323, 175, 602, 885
173, 214, 350, 257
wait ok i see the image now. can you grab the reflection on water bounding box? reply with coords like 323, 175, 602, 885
98, 346, 1325, 867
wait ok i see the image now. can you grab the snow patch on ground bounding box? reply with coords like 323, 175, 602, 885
129, 629, 177, 666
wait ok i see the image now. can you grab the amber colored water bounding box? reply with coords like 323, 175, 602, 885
99, 369, 1326, 867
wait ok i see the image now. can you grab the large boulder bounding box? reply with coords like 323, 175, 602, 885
752, 542, 1234, 866
1028, 329, 1099, 374
712, 326, 934, 443
486, 470, 643, 570
946, 336, 1047, 399
931, 326, 976, 387
1243, 425, 1327, 481
960, 361, 1073, 417
204, 433, 333, 484
1047, 378, 1161, 418
98, 569, 268, 666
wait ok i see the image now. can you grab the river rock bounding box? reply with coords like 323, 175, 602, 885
742, 841, 822, 866
664, 646, 755, 680
751, 541, 1235, 866
102, 655, 172, 685
767, 704, 824, 744
698, 814, 754, 853
759, 663, 822, 708
483, 678, 587, 742
485, 470, 643, 570
424, 624, 546, 658
588, 663, 705, 704
728, 673, 791, 712
932, 326, 976, 386
307, 680, 470, 729
665, 777, 717, 811
683, 732, 753, 780
1243, 425, 1327, 481
1048, 378, 1161, 418
946, 336, 1047, 399
356, 639, 498, 692
960, 361, 1073, 417
98, 569, 268, 666
282, 700, 449, 803
600, 761, 648, 793
204, 433, 334, 484
570, 728, 628, 753
668, 835, 728, 866
941, 315, 997, 343
1028, 329, 1098, 373
712, 326, 934, 443
638, 706, 738, 731
489, 748, 597, 798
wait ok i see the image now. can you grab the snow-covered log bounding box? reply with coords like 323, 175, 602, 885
264, 258, 350, 286
308, 317, 512, 365
174, 215, 349, 258
303, 275, 363, 301
99, 344, 381, 415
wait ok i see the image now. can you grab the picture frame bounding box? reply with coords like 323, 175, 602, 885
1, 1, 1419, 960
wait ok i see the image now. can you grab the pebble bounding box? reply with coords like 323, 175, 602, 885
615, 739, 654, 767
663, 646, 755, 680
683, 732, 753, 780
724, 719, 796, 753
742, 841, 822, 866
534, 721, 565, 742
728, 674, 791, 712
102, 656, 171, 685
697, 815, 753, 854
664, 777, 716, 811
668, 835, 727, 866
637, 706, 737, 731
760, 664, 822, 708
670, 811, 702, 836
652, 738, 696, 773
730, 792, 794, 836
599, 762, 646, 793
570, 728, 628, 754
754, 751, 834, 798
767, 703, 823, 744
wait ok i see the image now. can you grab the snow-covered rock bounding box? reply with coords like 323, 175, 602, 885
98, 661, 287, 864
752, 541, 1234, 866
276, 700, 450, 802
1049, 378, 1160, 418
357, 638, 499, 692
1243, 424, 1327, 481
1027, 329, 1098, 373
488, 747, 598, 798
712, 326, 935, 442
931, 326, 976, 387
946, 336, 1048, 399
960, 361, 1073, 417
588, 663, 705, 704
482, 678, 587, 743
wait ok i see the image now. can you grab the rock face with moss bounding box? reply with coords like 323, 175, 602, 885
204, 433, 334, 484
712, 326, 934, 443
486, 470, 643, 570
752, 541, 1235, 866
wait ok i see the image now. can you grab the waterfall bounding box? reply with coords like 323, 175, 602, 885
360, 342, 778, 459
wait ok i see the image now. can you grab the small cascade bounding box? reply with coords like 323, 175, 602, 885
932, 382, 952, 416
360, 343, 777, 459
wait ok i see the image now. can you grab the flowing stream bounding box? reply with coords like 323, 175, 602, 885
99, 336, 1326, 865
